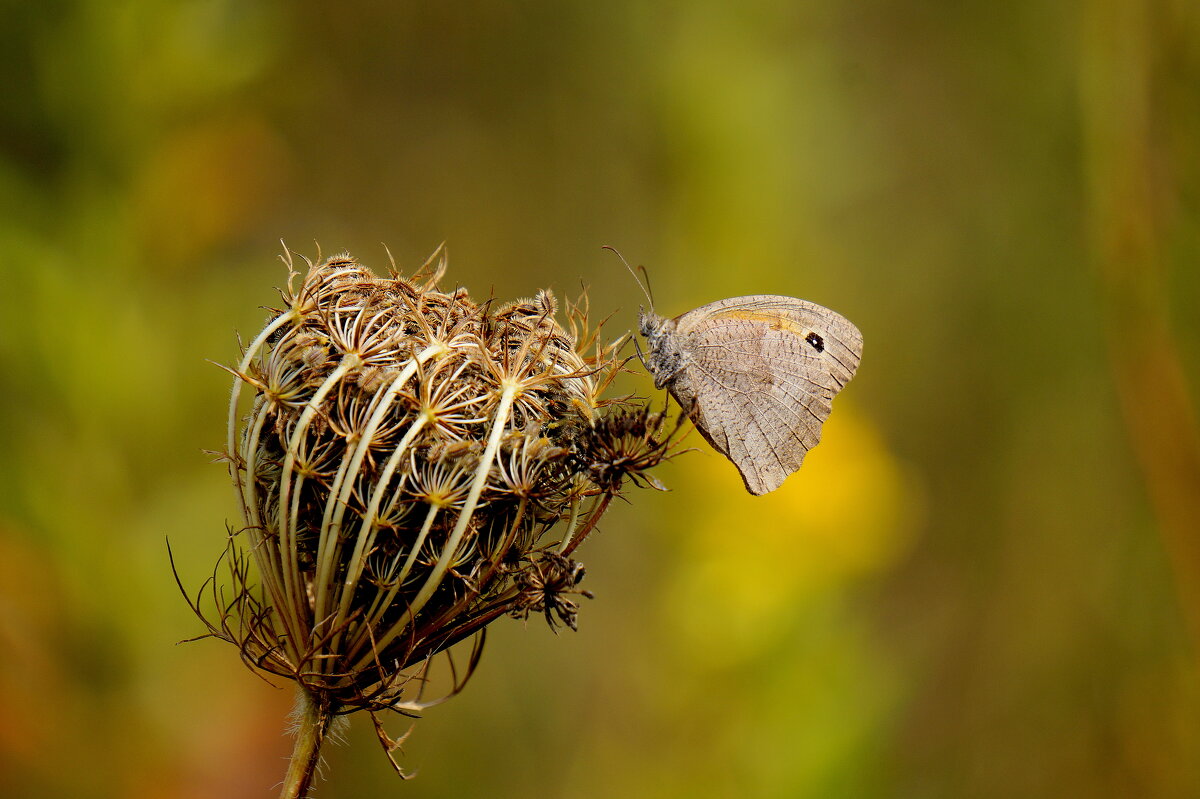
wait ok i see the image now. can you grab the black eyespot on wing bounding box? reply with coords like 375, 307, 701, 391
805, 332, 825, 352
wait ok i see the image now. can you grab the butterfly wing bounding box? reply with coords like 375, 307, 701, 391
668, 295, 862, 495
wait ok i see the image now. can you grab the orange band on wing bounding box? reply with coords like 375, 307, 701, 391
711, 309, 808, 335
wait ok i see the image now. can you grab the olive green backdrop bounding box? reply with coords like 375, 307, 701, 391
2, 1, 1198, 797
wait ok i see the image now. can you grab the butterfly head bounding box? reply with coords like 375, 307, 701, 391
637, 309, 685, 389
637, 307, 663, 341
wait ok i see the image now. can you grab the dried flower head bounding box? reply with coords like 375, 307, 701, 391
575, 405, 686, 494
179, 248, 681, 794
509, 552, 593, 632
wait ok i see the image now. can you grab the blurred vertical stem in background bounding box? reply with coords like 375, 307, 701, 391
1081, 0, 1200, 643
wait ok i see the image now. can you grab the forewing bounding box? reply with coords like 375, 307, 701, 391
671, 295, 862, 495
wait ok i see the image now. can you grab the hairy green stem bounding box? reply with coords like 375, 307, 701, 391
279, 689, 338, 799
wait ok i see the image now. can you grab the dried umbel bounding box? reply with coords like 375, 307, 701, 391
181, 249, 680, 797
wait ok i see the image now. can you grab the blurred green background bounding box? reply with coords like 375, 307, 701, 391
2, 1, 1199, 797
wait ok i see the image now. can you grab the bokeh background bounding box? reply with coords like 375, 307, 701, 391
2, 1, 1199, 797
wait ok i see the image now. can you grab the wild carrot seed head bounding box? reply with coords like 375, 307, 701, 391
188, 249, 680, 730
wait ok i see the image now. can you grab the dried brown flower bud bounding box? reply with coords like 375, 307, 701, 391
509, 551, 593, 632
179, 248, 681, 795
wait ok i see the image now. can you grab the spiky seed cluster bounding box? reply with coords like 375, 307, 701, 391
185, 250, 680, 734
509, 552, 593, 632
575, 406, 683, 494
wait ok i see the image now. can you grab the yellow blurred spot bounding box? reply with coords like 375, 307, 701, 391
661, 406, 921, 666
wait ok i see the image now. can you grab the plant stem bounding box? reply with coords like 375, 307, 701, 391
279, 689, 338, 799
560, 492, 613, 557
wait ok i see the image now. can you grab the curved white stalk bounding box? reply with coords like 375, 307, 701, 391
318, 414, 428, 660
311, 343, 446, 628
344, 500, 441, 660
228, 313, 301, 642
227, 310, 298, 517
357, 380, 519, 668
556, 478, 586, 554
239, 401, 301, 646
277, 354, 362, 633
310, 453, 356, 626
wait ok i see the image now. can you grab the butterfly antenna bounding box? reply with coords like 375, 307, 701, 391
602, 245, 655, 312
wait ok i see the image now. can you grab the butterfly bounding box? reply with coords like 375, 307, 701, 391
639, 295, 862, 495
